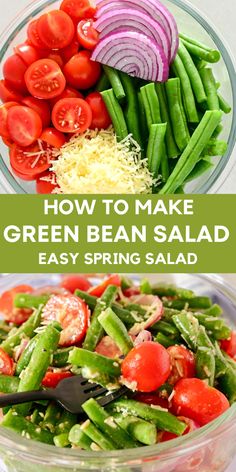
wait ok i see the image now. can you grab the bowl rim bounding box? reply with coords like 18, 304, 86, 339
0, 0, 236, 194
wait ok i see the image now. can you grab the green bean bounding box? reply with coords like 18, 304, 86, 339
197, 325, 214, 349
163, 308, 182, 322
119, 72, 142, 147
16, 323, 60, 416
2, 410, 54, 444
203, 304, 223, 317
155, 332, 177, 348
125, 304, 147, 318
52, 347, 73, 367
31, 408, 43, 425
172, 312, 199, 351
82, 398, 139, 449
113, 413, 157, 445
218, 93, 232, 114
196, 346, 215, 386
69, 425, 93, 450
172, 54, 199, 122
103, 65, 126, 101
98, 308, 133, 356
83, 285, 118, 351
16, 335, 40, 376
160, 144, 170, 183
137, 90, 149, 153
140, 278, 152, 295
120, 276, 133, 291
192, 57, 207, 70
101, 89, 128, 141
80, 420, 115, 450
53, 432, 70, 448
96, 72, 110, 92
159, 110, 222, 194
69, 347, 121, 378
200, 68, 220, 110
165, 78, 190, 151
147, 123, 167, 178
185, 158, 213, 183
110, 399, 186, 436
178, 41, 207, 104
1, 307, 42, 355
55, 410, 77, 435
14, 294, 49, 309
42, 403, 62, 433
179, 34, 221, 63
140, 83, 161, 130
152, 283, 194, 299
163, 296, 212, 310
194, 313, 231, 340
0, 375, 19, 393
153, 320, 180, 338
155, 83, 179, 159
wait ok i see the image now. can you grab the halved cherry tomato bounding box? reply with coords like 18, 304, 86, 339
221, 331, 236, 360
47, 53, 64, 69
95, 336, 122, 359
14, 43, 41, 67
64, 51, 101, 90
0, 348, 14, 376
7, 106, 43, 147
172, 378, 230, 426
60, 0, 96, 22
60, 275, 92, 293
42, 294, 90, 347
36, 171, 58, 194
50, 86, 83, 108
167, 345, 196, 385
0, 102, 19, 139
52, 98, 92, 133
27, 20, 48, 49
134, 392, 169, 410
77, 19, 99, 50
22, 96, 51, 129
121, 341, 171, 392
85, 91, 111, 130
123, 287, 141, 297
3, 136, 14, 148
10, 142, 53, 179
42, 371, 73, 388
60, 39, 79, 63
88, 274, 121, 298
40, 128, 66, 148
3, 54, 27, 93
37, 10, 75, 50
0, 284, 33, 325
0, 80, 24, 103
11, 164, 40, 181
25, 59, 66, 100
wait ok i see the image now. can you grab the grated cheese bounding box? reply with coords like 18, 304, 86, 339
51, 128, 156, 194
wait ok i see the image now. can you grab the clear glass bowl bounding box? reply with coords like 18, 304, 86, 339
0, 273, 236, 471
0, 0, 235, 194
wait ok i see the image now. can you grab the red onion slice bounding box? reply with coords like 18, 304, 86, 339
128, 294, 163, 335
134, 330, 152, 346
91, 31, 169, 82
94, 8, 170, 61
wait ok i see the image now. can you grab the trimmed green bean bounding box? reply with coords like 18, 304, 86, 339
14, 294, 49, 309
2, 410, 54, 444
42, 403, 62, 433
69, 425, 93, 450
165, 78, 190, 151
69, 347, 121, 378
140, 83, 161, 130
172, 312, 199, 351
54, 432, 70, 448
155, 83, 179, 159
55, 410, 77, 435
197, 325, 215, 349
101, 89, 128, 141
185, 158, 213, 183
113, 413, 157, 445
200, 68, 220, 110
152, 320, 179, 338
1, 307, 42, 355
218, 93, 232, 114
178, 41, 207, 103
0, 375, 19, 393
212, 123, 223, 139
163, 296, 212, 310
179, 34, 221, 63
52, 347, 73, 367
137, 90, 149, 153
194, 313, 231, 340
196, 346, 215, 386
203, 304, 223, 317
140, 278, 152, 295
96, 72, 110, 92
98, 308, 133, 356
80, 420, 115, 450
103, 65, 125, 101
147, 123, 167, 178
172, 54, 199, 122
152, 283, 194, 299
16, 334, 40, 376
119, 72, 142, 147
155, 332, 178, 348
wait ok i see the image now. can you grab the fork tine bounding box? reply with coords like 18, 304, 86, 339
97, 386, 129, 407
90, 387, 108, 398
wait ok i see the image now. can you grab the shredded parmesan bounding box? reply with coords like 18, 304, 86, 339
51, 128, 156, 194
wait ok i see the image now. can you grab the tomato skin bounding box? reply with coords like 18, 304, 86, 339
37, 10, 75, 50
21, 96, 51, 129
7, 106, 43, 147
25, 59, 66, 100
85, 91, 111, 130
64, 51, 101, 90
14, 43, 41, 67
0, 348, 14, 376
0, 285, 33, 325
60, 40, 79, 63
50, 86, 83, 108
11, 164, 39, 181
10, 142, 53, 178
36, 171, 58, 194
40, 128, 66, 148
134, 392, 169, 410
42, 371, 73, 388
27, 20, 48, 49
123, 287, 141, 298
121, 341, 171, 393
221, 331, 236, 360
0, 80, 24, 103
167, 345, 196, 385
3, 136, 14, 148
172, 378, 230, 426
60, 0, 97, 23
52, 97, 92, 133
42, 294, 90, 347
0, 102, 19, 139
88, 274, 121, 298
3, 54, 27, 93
47, 53, 64, 69
60, 275, 92, 293
77, 19, 99, 50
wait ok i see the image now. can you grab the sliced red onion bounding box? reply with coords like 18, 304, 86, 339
128, 294, 163, 335
134, 330, 152, 346
94, 8, 170, 61
91, 31, 169, 82
95, 336, 122, 358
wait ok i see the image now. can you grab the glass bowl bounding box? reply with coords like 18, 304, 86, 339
0, 0, 236, 194
0, 273, 236, 471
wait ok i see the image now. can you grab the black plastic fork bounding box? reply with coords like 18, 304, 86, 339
0, 375, 128, 414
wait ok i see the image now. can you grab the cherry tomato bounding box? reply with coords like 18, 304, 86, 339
52, 98, 92, 133
27, 20, 49, 49
11, 164, 40, 181
60, 0, 96, 23
64, 51, 101, 90
36, 171, 58, 194
47, 53, 64, 69
42, 371, 73, 388
60, 275, 92, 293
221, 331, 236, 360
25, 59, 66, 100
77, 19, 99, 50
42, 294, 90, 347
172, 378, 230, 426
3, 136, 14, 148
134, 392, 169, 410
0, 284, 33, 325
22, 96, 51, 129
14, 43, 41, 67
123, 287, 141, 297
95, 336, 122, 358
160, 416, 199, 442
0, 80, 24, 103
0, 348, 14, 376
40, 128, 66, 148
60, 39, 79, 63
7, 106, 43, 147
85, 91, 111, 130
167, 345, 196, 385
50, 86, 83, 108
3, 54, 27, 93
121, 341, 171, 392
10, 142, 53, 179
0, 102, 19, 139
88, 275, 121, 298
37, 10, 75, 50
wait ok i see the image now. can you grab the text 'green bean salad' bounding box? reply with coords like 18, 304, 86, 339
0, 274, 235, 450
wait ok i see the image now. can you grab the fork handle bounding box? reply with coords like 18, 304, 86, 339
0, 389, 55, 408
